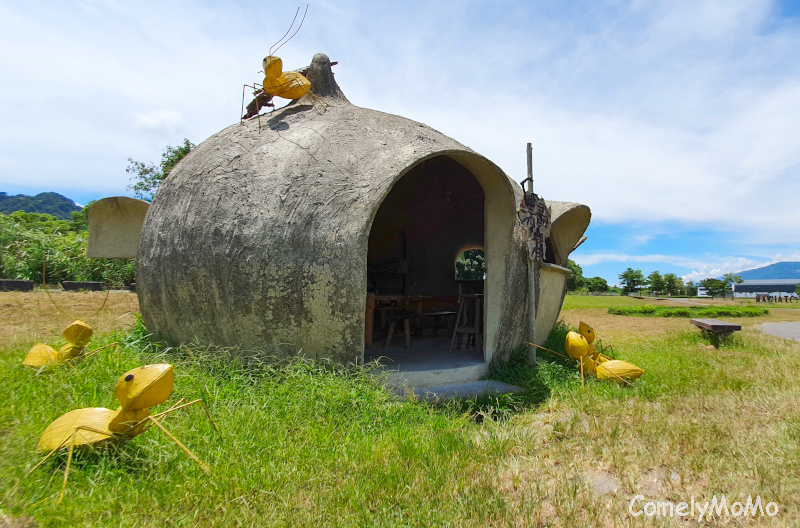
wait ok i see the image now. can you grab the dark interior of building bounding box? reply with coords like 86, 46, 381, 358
365, 155, 486, 355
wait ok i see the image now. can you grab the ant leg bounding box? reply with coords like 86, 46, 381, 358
57, 434, 77, 504
27, 437, 73, 476
28, 424, 114, 478
137, 398, 187, 433
55, 426, 112, 503
147, 399, 221, 436
193, 399, 221, 436
308, 92, 329, 114
144, 416, 210, 473
76, 342, 119, 362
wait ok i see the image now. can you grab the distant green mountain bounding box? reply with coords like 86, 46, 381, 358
737, 262, 800, 280
0, 192, 81, 220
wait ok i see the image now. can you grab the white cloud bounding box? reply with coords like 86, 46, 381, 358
681, 257, 771, 283
0, 0, 799, 258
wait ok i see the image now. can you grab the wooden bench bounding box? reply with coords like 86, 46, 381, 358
690, 318, 741, 345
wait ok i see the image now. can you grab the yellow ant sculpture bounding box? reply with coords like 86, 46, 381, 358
29, 363, 219, 503
22, 320, 93, 367
242, 5, 328, 120
565, 322, 643, 384
261, 54, 313, 100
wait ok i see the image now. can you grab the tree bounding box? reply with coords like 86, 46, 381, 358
722, 273, 744, 298
586, 276, 609, 293
566, 259, 585, 292
663, 273, 684, 296
0, 192, 81, 220
455, 249, 485, 281
686, 281, 698, 296
69, 200, 96, 232
700, 278, 725, 298
618, 267, 645, 295
127, 139, 195, 202
796, 283, 800, 297
647, 270, 664, 295
700, 274, 742, 299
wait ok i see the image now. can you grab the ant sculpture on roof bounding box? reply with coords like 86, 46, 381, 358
241, 5, 328, 123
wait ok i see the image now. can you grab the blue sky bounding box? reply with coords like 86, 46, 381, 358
1, 0, 799, 285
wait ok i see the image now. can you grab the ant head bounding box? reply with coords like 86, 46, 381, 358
115, 363, 174, 410
263, 55, 282, 77
579, 321, 596, 344
63, 320, 92, 346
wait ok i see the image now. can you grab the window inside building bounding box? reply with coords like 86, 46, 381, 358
455, 248, 485, 281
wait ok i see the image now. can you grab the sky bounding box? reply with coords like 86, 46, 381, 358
1, 0, 799, 286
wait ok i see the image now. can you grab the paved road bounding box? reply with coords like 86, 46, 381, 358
759, 322, 800, 343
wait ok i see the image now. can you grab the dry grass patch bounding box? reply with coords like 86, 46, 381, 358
481, 310, 800, 526
0, 291, 139, 350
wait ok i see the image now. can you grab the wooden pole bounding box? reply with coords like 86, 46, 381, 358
526, 142, 537, 364
526, 142, 533, 193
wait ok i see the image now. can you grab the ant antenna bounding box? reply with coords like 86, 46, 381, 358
269, 7, 301, 56
270, 4, 309, 57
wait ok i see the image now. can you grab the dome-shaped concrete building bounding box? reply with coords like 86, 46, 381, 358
91, 53, 590, 377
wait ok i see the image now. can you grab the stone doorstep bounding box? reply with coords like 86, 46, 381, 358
386, 362, 489, 387
398, 380, 524, 401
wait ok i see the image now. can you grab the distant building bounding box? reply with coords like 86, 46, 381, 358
733, 279, 800, 298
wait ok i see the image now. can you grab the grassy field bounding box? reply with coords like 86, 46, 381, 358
1, 292, 800, 526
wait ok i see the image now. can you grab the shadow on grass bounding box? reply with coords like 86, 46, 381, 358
436, 322, 581, 422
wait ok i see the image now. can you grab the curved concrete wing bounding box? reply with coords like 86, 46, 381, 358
87, 197, 150, 258
548, 202, 591, 267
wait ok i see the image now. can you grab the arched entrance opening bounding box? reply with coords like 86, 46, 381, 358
364, 155, 487, 367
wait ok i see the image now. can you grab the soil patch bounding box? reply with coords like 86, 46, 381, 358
0, 291, 140, 349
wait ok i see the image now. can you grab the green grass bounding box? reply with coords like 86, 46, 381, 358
562, 294, 646, 310
1, 323, 507, 527
608, 305, 770, 317
3, 313, 800, 526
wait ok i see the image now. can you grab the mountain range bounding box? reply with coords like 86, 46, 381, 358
0, 192, 81, 220
736, 262, 800, 280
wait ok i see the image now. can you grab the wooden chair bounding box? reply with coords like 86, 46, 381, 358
449, 293, 483, 352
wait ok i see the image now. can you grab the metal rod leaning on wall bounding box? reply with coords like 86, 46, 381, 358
526, 142, 537, 364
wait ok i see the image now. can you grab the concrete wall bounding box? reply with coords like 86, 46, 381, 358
87, 197, 150, 259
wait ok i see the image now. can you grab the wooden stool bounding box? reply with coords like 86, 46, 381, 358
385, 314, 413, 349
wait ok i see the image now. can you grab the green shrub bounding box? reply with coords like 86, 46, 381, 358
608, 305, 769, 318
0, 211, 135, 287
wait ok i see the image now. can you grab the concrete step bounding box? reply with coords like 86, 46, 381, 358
406, 380, 524, 401
385, 362, 489, 387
